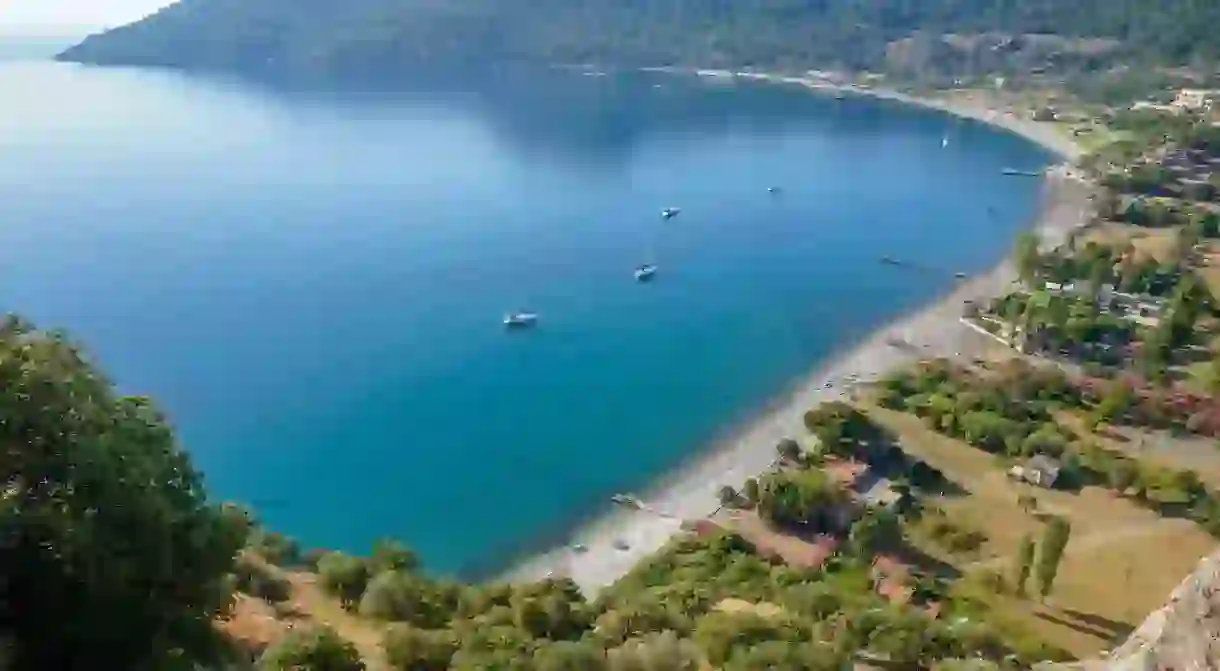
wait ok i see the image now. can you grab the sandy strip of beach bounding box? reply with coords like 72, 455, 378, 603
503, 76, 1095, 596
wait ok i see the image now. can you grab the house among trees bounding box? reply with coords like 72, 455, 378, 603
1010, 455, 1062, 489
825, 459, 903, 510
1173, 89, 1219, 113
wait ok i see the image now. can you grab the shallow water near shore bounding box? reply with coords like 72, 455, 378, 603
0, 61, 1053, 576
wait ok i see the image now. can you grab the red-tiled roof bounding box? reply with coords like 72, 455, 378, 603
871, 554, 906, 576
876, 576, 914, 605
825, 459, 870, 487
686, 518, 722, 537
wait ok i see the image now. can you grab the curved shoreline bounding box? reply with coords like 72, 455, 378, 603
504, 74, 1093, 594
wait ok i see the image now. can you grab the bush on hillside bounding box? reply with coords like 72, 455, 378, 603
382, 625, 457, 671
250, 530, 301, 567
317, 553, 370, 610
359, 571, 453, 628
369, 538, 419, 575
234, 553, 292, 603
259, 627, 364, 671
605, 631, 702, 671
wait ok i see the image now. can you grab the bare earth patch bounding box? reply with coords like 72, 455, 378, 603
862, 403, 1219, 658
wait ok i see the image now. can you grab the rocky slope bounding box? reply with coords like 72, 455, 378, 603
1042, 547, 1220, 671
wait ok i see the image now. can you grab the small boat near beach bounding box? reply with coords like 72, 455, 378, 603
503, 312, 538, 329
660, 207, 681, 220
611, 493, 643, 509
941, 134, 950, 149
634, 264, 657, 282
1001, 168, 1042, 177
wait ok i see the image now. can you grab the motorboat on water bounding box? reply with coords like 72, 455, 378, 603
767, 186, 781, 194
634, 264, 658, 281
661, 207, 681, 220
611, 493, 643, 509
503, 312, 539, 328
941, 135, 950, 149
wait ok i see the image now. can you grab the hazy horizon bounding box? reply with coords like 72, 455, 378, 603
0, 0, 174, 35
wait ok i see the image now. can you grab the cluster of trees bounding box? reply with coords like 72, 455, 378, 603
1093, 116, 1220, 209
990, 289, 1137, 365
877, 358, 1220, 540
878, 359, 1081, 462
58, 0, 1220, 78
1138, 276, 1214, 374
755, 469, 850, 533
1002, 232, 1218, 379
1028, 236, 1193, 299
803, 401, 950, 494
272, 527, 1062, 670
598, 531, 1063, 668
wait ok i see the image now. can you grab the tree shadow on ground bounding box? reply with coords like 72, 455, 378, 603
856, 425, 970, 499
1036, 607, 1134, 646
890, 541, 963, 581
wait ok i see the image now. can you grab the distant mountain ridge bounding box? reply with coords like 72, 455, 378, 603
56, 0, 1220, 78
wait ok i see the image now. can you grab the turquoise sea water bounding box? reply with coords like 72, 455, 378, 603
0, 61, 1053, 577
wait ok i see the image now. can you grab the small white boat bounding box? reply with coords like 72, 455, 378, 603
660, 207, 681, 220
767, 186, 781, 194
634, 264, 657, 281
610, 493, 643, 509
503, 312, 538, 328
941, 134, 950, 149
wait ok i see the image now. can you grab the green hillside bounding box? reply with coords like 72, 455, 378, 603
57, 0, 1220, 77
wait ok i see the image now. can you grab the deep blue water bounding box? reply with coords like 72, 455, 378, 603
0, 61, 1053, 576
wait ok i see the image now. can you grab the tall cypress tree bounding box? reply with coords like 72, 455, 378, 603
1036, 517, 1072, 598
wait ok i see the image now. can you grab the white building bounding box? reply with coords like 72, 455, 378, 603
1173, 89, 1218, 112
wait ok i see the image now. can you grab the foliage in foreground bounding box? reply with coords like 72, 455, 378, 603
0, 316, 245, 670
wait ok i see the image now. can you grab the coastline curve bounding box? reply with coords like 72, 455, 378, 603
503, 72, 1094, 594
